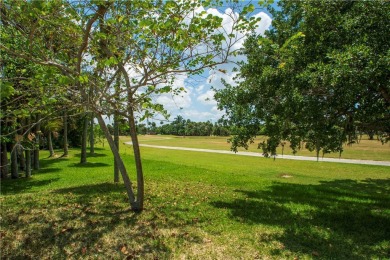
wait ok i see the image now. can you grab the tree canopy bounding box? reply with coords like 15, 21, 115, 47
215, 0, 390, 158
1, 0, 260, 211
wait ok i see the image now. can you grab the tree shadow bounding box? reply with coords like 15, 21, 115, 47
0, 177, 61, 195
74, 152, 107, 158
34, 168, 63, 174
39, 156, 70, 168
211, 178, 390, 259
68, 162, 110, 168
1, 182, 203, 259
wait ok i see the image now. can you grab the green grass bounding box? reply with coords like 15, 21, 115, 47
1, 140, 389, 259
134, 135, 390, 161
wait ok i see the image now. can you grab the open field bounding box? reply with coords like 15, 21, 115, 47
132, 135, 390, 161
1, 140, 389, 259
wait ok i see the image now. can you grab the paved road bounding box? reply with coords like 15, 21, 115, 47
125, 143, 390, 167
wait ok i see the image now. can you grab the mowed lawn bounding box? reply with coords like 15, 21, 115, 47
1, 138, 389, 259
134, 135, 390, 162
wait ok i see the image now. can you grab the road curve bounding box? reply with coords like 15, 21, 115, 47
124, 142, 390, 167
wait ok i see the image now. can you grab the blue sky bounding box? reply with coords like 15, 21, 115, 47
151, 3, 275, 123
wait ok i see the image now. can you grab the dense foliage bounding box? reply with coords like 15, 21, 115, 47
215, 0, 390, 158
134, 116, 230, 136
0, 0, 259, 210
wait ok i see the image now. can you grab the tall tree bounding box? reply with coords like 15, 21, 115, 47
215, 0, 390, 157
0, 142, 8, 178
89, 113, 95, 155
1, 0, 258, 211
43, 118, 62, 158
24, 117, 32, 177
80, 114, 88, 164
33, 115, 41, 170
113, 113, 120, 183
62, 112, 68, 157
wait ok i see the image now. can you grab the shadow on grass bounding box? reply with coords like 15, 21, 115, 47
0, 177, 61, 195
1, 182, 201, 259
34, 168, 63, 174
74, 152, 108, 158
39, 156, 70, 169
0, 155, 67, 194
69, 162, 110, 168
211, 178, 390, 259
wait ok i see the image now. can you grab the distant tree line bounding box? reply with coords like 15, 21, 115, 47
107, 115, 231, 137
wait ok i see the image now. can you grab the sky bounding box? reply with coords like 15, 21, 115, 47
149, 4, 275, 124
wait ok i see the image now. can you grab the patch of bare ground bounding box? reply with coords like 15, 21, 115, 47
279, 174, 293, 178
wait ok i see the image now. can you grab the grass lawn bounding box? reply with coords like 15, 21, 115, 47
1, 139, 389, 259
134, 135, 390, 161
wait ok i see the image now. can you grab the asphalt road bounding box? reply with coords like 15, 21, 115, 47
125, 143, 390, 167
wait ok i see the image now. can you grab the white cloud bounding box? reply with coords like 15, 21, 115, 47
197, 90, 217, 106
195, 84, 205, 94
180, 10, 272, 122
181, 109, 223, 122
254, 12, 273, 36
140, 8, 272, 123
206, 66, 238, 90
155, 73, 192, 111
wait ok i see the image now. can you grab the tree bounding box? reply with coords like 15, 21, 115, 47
215, 0, 390, 158
1, 0, 258, 211
89, 114, 95, 154
24, 117, 32, 177
62, 112, 69, 157
80, 114, 89, 164
43, 118, 63, 158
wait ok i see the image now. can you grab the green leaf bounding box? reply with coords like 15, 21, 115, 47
78, 75, 89, 84
0, 82, 15, 99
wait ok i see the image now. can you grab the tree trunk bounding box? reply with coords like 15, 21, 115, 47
62, 112, 69, 157
48, 131, 55, 157
25, 117, 32, 177
11, 143, 18, 179
128, 104, 144, 211
90, 113, 95, 154
80, 114, 88, 164
117, 58, 144, 210
18, 144, 26, 171
113, 74, 121, 183
33, 115, 41, 170
25, 149, 31, 177
114, 113, 119, 183
0, 142, 9, 179
96, 113, 137, 209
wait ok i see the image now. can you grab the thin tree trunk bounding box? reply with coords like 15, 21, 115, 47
90, 113, 95, 154
115, 61, 144, 211
0, 142, 8, 179
25, 117, 31, 177
96, 113, 137, 209
62, 112, 69, 157
80, 114, 88, 164
114, 113, 119, 183
11, 143, 18, 179
316, 143, 320, 162
25, 149, 31, 177
18, 144, 26, 171
113, 74, 121, 183
128, 104, 144, 211
18, 119, 26, 171
48, 131, 55, 157
33, 115, 41, 170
